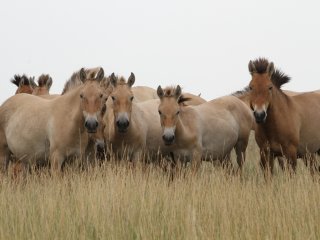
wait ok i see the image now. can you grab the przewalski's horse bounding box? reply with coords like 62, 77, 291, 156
10, 74, 35, 94
103, 73, 149, 162
247, 58, 320, 174
31, 74, 53, 96
0, 68, 107, 174
157, 86, 253, 171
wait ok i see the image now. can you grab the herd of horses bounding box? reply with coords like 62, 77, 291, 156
1, 58, 320, 178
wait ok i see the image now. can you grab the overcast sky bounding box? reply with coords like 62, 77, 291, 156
0, 0, 319, 104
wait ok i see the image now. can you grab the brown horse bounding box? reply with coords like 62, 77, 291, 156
157, 85, 253, 171
31, 74, 53, 96
0, 68, 107, 174
10, 74, 35, 94
247, 58, 320, 174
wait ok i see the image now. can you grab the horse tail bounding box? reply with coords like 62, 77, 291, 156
38, 74, 53, 89
10, 74, 30, 87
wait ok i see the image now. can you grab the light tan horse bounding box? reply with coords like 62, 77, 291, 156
31, 74, 53, 96
157, 85, 253, 170
247, 58, 320, 174
0, 68, 107, 174
10, 74, 35, 94
103, 73, 149, 162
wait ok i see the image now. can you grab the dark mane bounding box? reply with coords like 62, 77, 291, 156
231, 86, 250, 97
250, 58, 291, 89
10, 74, 31, 87
163, 86, 179, 97
37, 74, 51, 87
62, 67, 109, 95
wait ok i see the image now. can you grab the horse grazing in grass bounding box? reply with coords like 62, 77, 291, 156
247, 58, 320, 174
157, 85, 253, 171
31, 74, 53, 96
10, 74, 35, 94
0, 68, 107, 174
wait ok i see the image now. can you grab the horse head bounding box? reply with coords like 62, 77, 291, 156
108, 72, 135, 133
79, 67, 108, 133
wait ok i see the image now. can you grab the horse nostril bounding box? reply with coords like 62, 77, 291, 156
254, 111, 266, 123
85, 119, 98, 132
163, 134, 175, 144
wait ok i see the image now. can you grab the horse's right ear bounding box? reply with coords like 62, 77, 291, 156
79, 68, 86, 82
96, 68, 105, 82
46, 77, 53, 89
110, 73, 117, 87
30, 77, 37, 88
157, 85, 164, 98
175, 85, 182, 99
248, 60, 256, 75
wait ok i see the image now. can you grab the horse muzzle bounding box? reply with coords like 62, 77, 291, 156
85, 118, 99, 133
162, 127, 176, 145
253, 110, 267, 124
116, 119, 130, 133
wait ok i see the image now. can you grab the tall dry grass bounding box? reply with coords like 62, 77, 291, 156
0, 135, 320, 240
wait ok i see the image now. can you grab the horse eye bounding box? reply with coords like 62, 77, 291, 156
249, 86, 253, 91
130, 96, 134, 101
269, 86, 273, 90
111, 96, 115, 101
80, 93, 84, 99
158, 110, 162, 115
100, 94, 103, 98
176, 110, 180, 115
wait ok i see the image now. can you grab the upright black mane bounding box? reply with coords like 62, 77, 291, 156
249, 58, 291, 89
10, 74, 31, 87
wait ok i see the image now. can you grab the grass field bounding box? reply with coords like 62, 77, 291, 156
0, 135, 320, 240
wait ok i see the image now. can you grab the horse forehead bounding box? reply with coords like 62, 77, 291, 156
160, 98, 179, 111
82, 82, 101, 95
113, 85, 133, 97
251, 73, 271, 87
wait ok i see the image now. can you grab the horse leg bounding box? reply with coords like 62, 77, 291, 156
277, 157, 286, 171
234, 139, 248, 171
50, 150, 65, 175
260, 148, 274, 178
0, 131, 10, 175
191, 150, 202, 174
285, 145, 298, 173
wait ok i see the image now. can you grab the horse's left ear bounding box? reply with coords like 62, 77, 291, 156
96, 68, 105, 82
267, 62, 274, 77
175, 85, 182, 99
79, 68, 86, 82
128, 72, 135, 88
110, 73, 117, 87
157, 85, 164, 98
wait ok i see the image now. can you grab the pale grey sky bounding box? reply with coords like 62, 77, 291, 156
0, 0, 319, 104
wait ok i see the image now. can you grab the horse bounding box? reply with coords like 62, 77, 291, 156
247, 58, 320, 174
103, 73, 149, 162
31, 74, 53, 96
10, 74, 35, 94
0, 68, 107, 174
156, 85, 253, 171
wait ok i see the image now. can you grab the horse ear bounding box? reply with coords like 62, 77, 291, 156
127, 72, 135, 88
96, 68, 104, 82
248, 60, 256, 75
30, 77, 37, 88
267, 62, 274, 77
175, 85, 182, 99
157, 85, 164, 98
46, 77, 53, 89
110, 73, 117, 87
79, 68, 86, 82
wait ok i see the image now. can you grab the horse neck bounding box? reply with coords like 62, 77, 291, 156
59, 86, 85, 129
175, 107, 195, 143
